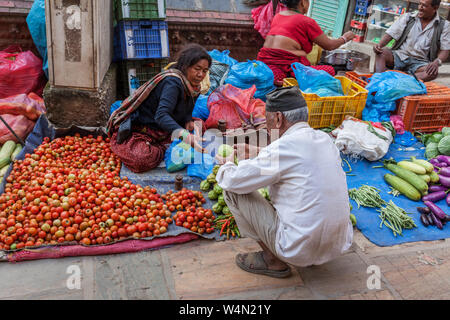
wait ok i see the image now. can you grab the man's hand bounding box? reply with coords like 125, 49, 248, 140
373, 44, 384, 55
343, 31, 355, 42
215, 149, 235, 165
234, 143, 260, 161
425, 60, 439, 77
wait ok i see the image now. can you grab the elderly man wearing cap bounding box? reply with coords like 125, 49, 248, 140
215, 86, 353, 278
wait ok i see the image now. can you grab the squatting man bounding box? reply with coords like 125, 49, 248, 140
215, 86, 353, 278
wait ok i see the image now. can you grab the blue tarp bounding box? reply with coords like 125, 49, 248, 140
346, 140, 449, 247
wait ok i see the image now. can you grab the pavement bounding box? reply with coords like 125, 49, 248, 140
1, 228, 449, 300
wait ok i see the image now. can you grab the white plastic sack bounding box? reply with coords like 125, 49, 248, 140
331, 117, 393, 161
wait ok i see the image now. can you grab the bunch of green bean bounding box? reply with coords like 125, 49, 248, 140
348, 185, 387, 209
377, 201, 417, 237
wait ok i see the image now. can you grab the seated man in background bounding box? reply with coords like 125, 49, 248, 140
215, 87, 353, 278
374, 0, 449, 81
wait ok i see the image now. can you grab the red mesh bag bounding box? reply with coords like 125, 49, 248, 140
0, 46, 46, 99
205, 84, 266, 130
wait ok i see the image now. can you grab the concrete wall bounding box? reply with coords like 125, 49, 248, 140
166, 0, 254, 13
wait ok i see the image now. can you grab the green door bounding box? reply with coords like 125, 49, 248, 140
309, 0, 350, 38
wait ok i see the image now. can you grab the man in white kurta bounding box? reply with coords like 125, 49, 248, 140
215, 86, 353, 278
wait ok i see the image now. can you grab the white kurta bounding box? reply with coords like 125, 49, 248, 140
216, 122, 353, 267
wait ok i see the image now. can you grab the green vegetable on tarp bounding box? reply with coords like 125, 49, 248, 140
350, 214, 357, 227
207, 173, 216, 184
430, 132, 443, 144
222, 206, 231, 215
208, 190, 219, 200
200, 180, 211, 191
377, 200, 417, 237
425, 142, 439, 160
442, 127, 450, 136
218, 144, 234, 157
218, 195, 226, 206
213, 203, 223, 214
212, 165, 221, 175
438, 135, 450, 156
348, 185, 387, 209
213, 183, 223, 195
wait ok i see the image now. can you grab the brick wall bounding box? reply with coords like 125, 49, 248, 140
0, 0, 34, 14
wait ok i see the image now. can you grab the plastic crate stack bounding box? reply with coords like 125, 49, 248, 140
113, 0, 169, 99
351, 0, 372, 42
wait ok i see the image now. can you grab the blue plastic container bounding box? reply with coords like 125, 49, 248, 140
355, 0, 371, 15
114, 20, 169, 60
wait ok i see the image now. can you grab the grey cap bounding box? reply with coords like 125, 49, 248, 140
265, 86, 307, 112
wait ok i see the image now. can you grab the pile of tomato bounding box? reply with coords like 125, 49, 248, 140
0, 134, 179, 251
163, 190, 215, 235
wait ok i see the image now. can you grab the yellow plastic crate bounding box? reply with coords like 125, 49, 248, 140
283, 76, 368, 128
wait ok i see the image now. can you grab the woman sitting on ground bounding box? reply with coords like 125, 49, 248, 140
107, 44, 211, 173
257, 0, 355, 86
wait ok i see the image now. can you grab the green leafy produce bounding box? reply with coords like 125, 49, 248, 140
200, 180, 211, 191
442, 127, 450, 136
218, 144, 234, 157
218, 195, 226, 206
207, 173, 216, 184
213, 183, 223, 195
258, 188, 271, 201
208, 190, 219, 200
212, 203, 223, 214
425, 142, 439, 160
212, 165, 221, 175
438, 135, 450, 156
430, 132, 443, 144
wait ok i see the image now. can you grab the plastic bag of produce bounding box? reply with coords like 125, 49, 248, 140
26, 0, 48, 78
291, 62, 344, 97
164, 139, 194, 173
225, 60, 275, 101
205, 84, 266, 130
331, 117, 394, 161
192, 95, 210, 121
0, 46, 46, 98
0, 93, 46, 144
187, 150, 217, 180
208, 49, 238, 67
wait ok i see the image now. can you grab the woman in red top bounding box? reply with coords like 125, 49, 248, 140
258, 0, 355, 86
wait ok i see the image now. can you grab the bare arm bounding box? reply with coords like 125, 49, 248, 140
313, 31, 355, 51
437, 50, 449, 63
373, 33, 394, 55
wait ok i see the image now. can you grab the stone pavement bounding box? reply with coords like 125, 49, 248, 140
0, 228, 449, 300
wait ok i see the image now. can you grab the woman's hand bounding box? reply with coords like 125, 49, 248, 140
185, 133, 206, 153
342, 31, 355, 43
234, 143, 260, 161
185, 121, 195, 132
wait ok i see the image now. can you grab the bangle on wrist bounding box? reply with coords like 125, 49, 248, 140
339, 36, 347, 44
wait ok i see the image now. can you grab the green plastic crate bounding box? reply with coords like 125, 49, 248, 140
114, 0, 166, 21
117, 59, 169, 99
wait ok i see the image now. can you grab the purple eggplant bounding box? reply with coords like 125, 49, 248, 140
429, 185, 448, 193
439, 167, 450, 177
439, 174, 450, 188
430, 158, 440, 165
422, 191, 447, 203
430, 212, 444, 229
417, 207, 431, 214
427, 214, 435, 226
435, 162, 448, 168
420, 214, 430, 227
447, 193, 450, 206
424, 201, 447, 220
436, 155, 450, 166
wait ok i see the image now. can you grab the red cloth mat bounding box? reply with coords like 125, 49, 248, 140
4, 233, 198, 263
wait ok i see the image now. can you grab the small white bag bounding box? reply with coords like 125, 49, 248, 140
331, 117, 394, 161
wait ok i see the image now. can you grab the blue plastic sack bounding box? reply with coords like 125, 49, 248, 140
394, 131, 418, 147
26, 0, 48, 78
291, 62, 344, 97
363, 71, 427, 123
225, 60, 275, 101
187, 150, 217, 180
208, 49, 238, 66
164, 140, 194, 173
192, 95, 210, 121
110, 100, 123, 115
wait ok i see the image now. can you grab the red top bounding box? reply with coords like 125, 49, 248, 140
267, 13, 324, 54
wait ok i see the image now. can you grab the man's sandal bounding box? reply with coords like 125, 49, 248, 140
235, 251, 292, 278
